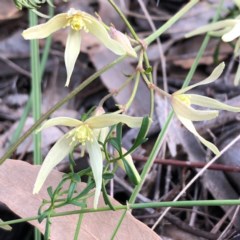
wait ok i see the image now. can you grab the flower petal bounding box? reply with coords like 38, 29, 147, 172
110, 27, 137, 58
178, 115, 220, 155
84, 15, 126, 56
172, 96, 219, 121
222, 22, 240, 42
86, 137, 103, 209
33, 134, 73, 193
36, 117, 82, 132
185, 20, 237, 38
188, 94, 240, 112
175, 63, 225, 95
22, 13, 68, 39
65, 29, 81, 86
86, 114, 144, 129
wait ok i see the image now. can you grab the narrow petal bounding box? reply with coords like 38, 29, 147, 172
222, 22, 240, 42
185, 20, 237, 38
172, 96, 219, 121
175, 63, 225, 94
65, 29, 81, 86
188, 94, 240, 112
86, 137, 103, 209
84, 15, 126, 56
22, 13, 68, 39
33, 134, 73, 193
37, 117, 82, 132
177, 116, 220, 155
86, 114, 144, 129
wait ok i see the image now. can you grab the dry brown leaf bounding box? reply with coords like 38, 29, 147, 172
0, 118, 63, 155
0, 160, 160, 240
98, 0, 129, 30
0, 0, 21, 21
88, 47, 151, 116
167, 38, 232, 69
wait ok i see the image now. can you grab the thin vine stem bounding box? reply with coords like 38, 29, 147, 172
2, 199, 240, 227
29, 11, 42, 166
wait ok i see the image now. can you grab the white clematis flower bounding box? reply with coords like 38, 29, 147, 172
34, 113, 144, 208
22, 8, 133, 86
171, 62, 240, 155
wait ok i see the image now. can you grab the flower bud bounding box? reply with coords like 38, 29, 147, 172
110, 27, 137, 58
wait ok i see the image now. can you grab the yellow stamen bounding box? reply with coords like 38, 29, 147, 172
175, 94, 191, 106
69, 124, 94, 145
67, 10, 91, 32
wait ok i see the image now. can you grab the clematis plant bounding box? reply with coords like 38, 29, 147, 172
34, 113, 144, 208
22, 8, 136, 86
171, 62, 240, 155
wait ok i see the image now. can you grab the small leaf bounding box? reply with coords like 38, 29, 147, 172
103, 172, 114, 180
67, 182, 77, 201
145, 67, 152, 74
122, 157, 140, 185
73, 181, 95, 200
70, 200, 87, 208
102, 181, 115, 211
127, 116, 150, 154
47, 187, 53, 198
109, 138, 122, 153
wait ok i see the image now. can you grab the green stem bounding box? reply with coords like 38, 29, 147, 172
73, 211, 85, 240
2, 199, 240, 227
9, 5, 54, 146
29, 10, 42, 240
145, 0, 199, 45
108, 0, 139, 40
143, 52, 154, 118
29, 11, 42, 165
125, 72, 140, 110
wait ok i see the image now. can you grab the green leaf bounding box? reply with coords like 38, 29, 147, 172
126, 116, 150, 154
109, 138, 122, 153
116, 123, 123, 146
70, 200, 87, 208
122, 157, 140, 185
102, 181, 115, 211
47, 186, 53, 198
103, 172, 114, 180
67, 182, 77, 201
145, 66, 152, 74
73, 181, 95, 200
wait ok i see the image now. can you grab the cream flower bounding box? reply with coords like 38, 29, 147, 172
34, 113, 144, 208
22, 8, 129, 86
171, 62, 240, 155
185, 18, 240, 42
